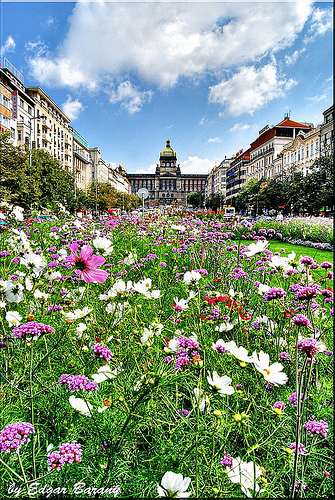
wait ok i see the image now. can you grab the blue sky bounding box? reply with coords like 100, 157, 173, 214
0, 1, 333, 174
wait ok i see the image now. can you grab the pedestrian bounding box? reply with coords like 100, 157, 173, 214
276, 211, 284, 222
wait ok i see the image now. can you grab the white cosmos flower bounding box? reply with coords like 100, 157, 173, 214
252, 350, 288, 385
245, 240, 269, 257
92, 236, 114, 255
33, 289, 50, 301
173, 297, 189, 311
171, 224, 186, 232
6, 310, 22, 326
193, 388, 210, 413
124, 252, 137, 265
20, 252, 47, 270
75, 323, 87, 338
100, 280, 133, 300
183, 270, 202, 285
225, 341, 255, 363
146, 289, 162, 299
92, 363, 124, 384
157, 471, 191, 498
257, 283, 272, 295
227, 457, 264, 498
207, 371, 234, 396
215, 320, 236, 332
69, 396, 93, 417
62, 307, 93, 320
133, 278, 152, 296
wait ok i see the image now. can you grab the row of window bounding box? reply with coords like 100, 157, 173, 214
283, 141, 319, 165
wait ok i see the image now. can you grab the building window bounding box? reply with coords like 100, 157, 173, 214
315, 141, 319, 152
28, 106, 32, 115
18, 130, 22, 141
310, 143, 313, 155
306, 146, 309, 157
301, 148, 304, 159
19, 98, 24, 108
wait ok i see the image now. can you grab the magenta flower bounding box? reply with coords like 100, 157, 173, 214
65, 243, 108, 283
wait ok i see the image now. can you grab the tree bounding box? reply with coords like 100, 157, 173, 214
0, 132, 30, 206
187, 191, 201, 207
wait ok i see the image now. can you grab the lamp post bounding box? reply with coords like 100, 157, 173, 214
28, 114, 46, 209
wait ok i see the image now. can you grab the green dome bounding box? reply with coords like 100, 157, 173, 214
161, 138, 175, 157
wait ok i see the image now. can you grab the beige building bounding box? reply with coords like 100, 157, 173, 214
273, 126, 321, 179
70, 127, 92, 192
246, 116, 313, 182
26, 87, 73, 173
205, 157, 233, 205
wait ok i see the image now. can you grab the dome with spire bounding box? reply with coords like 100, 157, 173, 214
161, 138, 176, 157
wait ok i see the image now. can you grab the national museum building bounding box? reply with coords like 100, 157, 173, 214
126, 139, 207, 207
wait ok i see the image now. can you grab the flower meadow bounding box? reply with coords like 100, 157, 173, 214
0, 213, 333, 498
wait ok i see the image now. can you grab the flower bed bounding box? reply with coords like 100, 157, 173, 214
0, 214, 333, 498
239, 217, 334, 248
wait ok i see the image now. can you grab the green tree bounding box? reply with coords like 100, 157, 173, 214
187, 191, 201, 207
0, 132, 30, 206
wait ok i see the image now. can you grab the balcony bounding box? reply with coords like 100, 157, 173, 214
42, 133, 51, 143
41, 118, 51, 129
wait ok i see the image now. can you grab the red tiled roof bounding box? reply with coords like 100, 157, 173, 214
276, 119, 312, 129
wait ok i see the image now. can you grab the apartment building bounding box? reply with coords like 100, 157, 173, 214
89, 147, 110, 184
109, 163, 130, 194
320, 105, 334, 157
0, 59, 35, 147
70, 126, 92, 191
273, 125, 321, 179
246, 116, 313, 182
26, 87, 73, 173
205, 157, 232, 205
225, 149, 250, 205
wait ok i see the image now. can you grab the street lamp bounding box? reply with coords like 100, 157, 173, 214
28, 114, 46, 209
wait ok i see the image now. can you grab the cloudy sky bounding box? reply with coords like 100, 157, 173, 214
0, 1, 333, 174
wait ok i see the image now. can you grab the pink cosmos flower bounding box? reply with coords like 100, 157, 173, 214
65, 243, 108, 283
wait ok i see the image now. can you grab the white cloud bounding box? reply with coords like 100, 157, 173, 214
180, 156, 215, 175
208, 63, 297, 116
284, 48, 306, 66
208, 137, 221, 143
229, 123, 251, 132
0, 36, 16, 57
199, 117, 207, 126
108, 81, 153, 114
61, 95, 84, 120
135, 163, 157, 174
27, 2, 312, 92
305, 7, 333, 41
307, 94, 327, 102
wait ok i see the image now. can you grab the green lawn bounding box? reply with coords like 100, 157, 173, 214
237, 239, 333, 264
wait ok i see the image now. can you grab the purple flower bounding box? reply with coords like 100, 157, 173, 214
12, 322, 55, 340
92, 343, 113, 362
291, 315, 312, 328
0, 422, 35, 453
289, 442, 305, 455
299, 256, 316, 266
297, 338, 319, 358
289, 392, 304, 407
273, 401, 286, 411
279, 352, 291, 362
47, 441, 82, 472
263, 287, 287, 302
220, 452, 233, 468
303, 419, 328, 438
296, 284, 321, 301
58, 374, 99, 393
320, 261, 333, 269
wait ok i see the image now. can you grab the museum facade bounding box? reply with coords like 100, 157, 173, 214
126, 139, 207, 207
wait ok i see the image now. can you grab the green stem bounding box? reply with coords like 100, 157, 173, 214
0, 456, 24, 482
29, 345, 36, 480
17, 452, 31, 498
